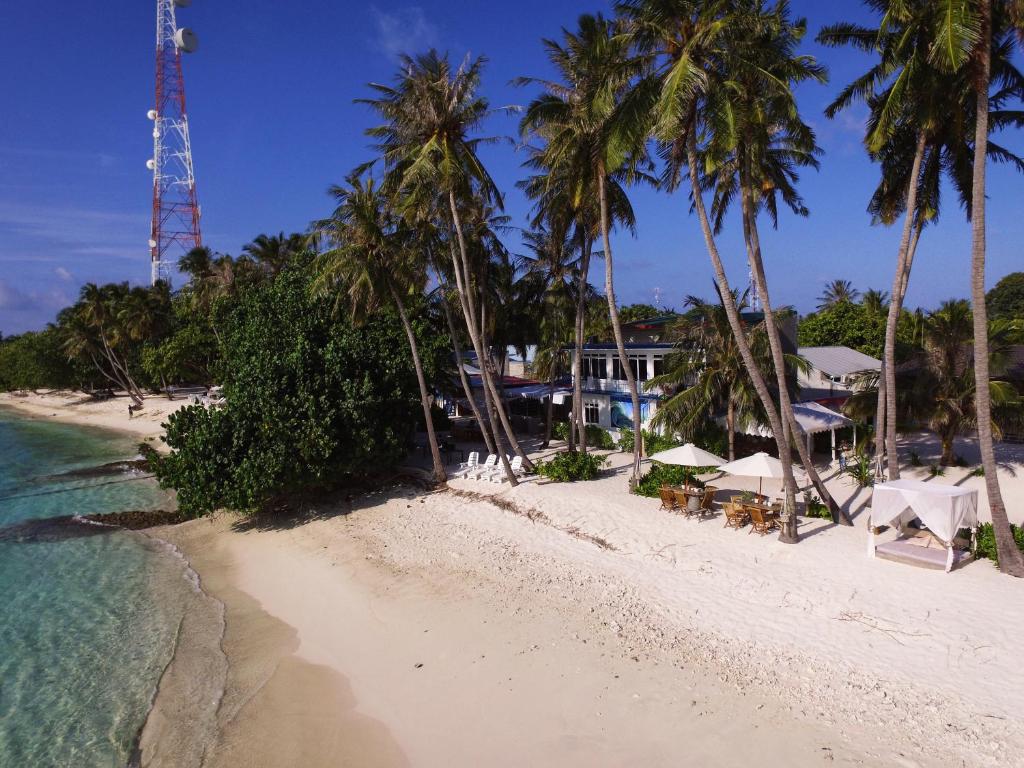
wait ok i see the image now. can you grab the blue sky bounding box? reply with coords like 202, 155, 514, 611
2, 1, 1022, 334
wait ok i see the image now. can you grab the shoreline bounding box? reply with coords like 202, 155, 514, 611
143, 475, 1024, 767
5, 394, 1023, 765
0, 390, 188, 449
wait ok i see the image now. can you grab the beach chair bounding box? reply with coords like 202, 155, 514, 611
469, 454, 498, 479
747, 505, 780, 536
456, 451, 480, 477
673, 489, 694, 517
658, 486, 678, 512
493, 455, 525, 483
722, 502, 750, 530
697, 486, 718, 520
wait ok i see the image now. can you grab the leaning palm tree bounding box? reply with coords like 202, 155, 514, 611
518, 13, 649, 484
620, 0, 840, 537
358, 51, 528, 485
817, 280, 860, 310
310, 173, 447, 484
649, 289, 770, 462
955, 0, 1024, 576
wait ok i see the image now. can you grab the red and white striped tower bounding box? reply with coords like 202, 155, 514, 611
147, 0, 201, 285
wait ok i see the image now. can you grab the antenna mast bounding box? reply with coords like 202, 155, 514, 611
147, 0, 201, 286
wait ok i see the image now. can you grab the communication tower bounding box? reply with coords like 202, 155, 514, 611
147, 0, 201, 285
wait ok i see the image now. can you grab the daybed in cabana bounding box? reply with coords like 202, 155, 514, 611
867, 480, 979, 573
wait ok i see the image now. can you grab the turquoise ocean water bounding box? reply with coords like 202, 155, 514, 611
0, 408, 194, 767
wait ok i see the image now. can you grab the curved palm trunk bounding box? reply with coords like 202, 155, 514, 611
597, 166, 642, 484
447, 194, 521, 485
740, 184, 851, 528
726, 396, 736, 462
438, 285, 496, 455
543, 365, 557, 448
969, 6, 1024, 577
878, 133, 928, 482
388, 282, 446, 485
685, 134, 800, 540
572, 238, 593, 453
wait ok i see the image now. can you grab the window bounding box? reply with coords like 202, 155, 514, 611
652, 356, 665, 378
630, 355, 649, 382
612, 357, 626, 381
583, 354, 607, 380
584, 401, 600, 425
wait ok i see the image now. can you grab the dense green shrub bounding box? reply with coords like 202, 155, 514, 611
552, 421, 616, 450
974, 523, 1024, 563
535, 451, 608, 482
618, 428, 680, 455
634, 464, 708, 498
154, 267, 429, 516
803, 491, 830, 519
0, 329, 79, 391
843, 453, 875, 487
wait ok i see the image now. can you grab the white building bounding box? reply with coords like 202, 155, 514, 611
797, 346, 881, 408
568, 342, 675, 435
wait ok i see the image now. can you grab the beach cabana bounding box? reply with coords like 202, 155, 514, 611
868, 480, 978, 572
738, 402, 854, 465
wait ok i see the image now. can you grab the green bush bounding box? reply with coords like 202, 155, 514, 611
535, 451, 608, 482
843, 454, 875, 487
618, 428, 681, 455
634, 464, 708, 498
803, 491, 830, 519
974, 523, 1024, 563
909, 450, 922, 467
929, 464, 946, 477
552, 421, 616, 450
154, 267, 429, 516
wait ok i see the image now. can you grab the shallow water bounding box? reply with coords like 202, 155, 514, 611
0, 408, 193, 767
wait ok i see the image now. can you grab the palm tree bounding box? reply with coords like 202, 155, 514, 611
359, 51, 528, 485
817, 280, 860, 310
959, 0, 1024, 576
519, 13, 649, 484
520, 225, 581, 447
242, 232, 305, 275
310, 174, 447, 484
620, 0, 849, 535
648, 289, 770, 461
846, 300, 1021, 466
861, 289, 890, 317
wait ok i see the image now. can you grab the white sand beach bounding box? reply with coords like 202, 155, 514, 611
0, 390, 188, 445
146, 447, 1024, 768
4, 394, 1023, 766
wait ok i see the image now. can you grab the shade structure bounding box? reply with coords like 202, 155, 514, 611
647, 443, 726, 468
870, 480, 978, 544
719, 451, 796, 495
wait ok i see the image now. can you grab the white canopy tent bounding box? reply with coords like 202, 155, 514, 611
868, 480, 979, 572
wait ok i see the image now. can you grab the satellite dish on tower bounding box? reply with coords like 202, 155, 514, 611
146, 159, 156, 170
174, 28, 198, 53
147, 109, 158, 120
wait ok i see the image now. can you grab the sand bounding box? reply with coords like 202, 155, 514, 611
6, 392, 1024, 766
0, 390, 188, 447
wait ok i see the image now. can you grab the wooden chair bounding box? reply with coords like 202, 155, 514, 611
697, 486, 718, 520
722, 502, 750, 530
658, 486, 678, 512
747, 505, 781, 536
673, 489, 693, 516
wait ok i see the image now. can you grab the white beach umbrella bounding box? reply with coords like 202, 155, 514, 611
647, 443, 726, 467
718, 451, 792, 496
647, 443, 726, 490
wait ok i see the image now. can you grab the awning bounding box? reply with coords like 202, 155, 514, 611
739, 401, 852, 437
870, 480, 978, 543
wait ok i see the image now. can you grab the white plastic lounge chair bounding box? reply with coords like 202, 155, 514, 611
493, 455, 525, 483
456, 451, 480, 477
470, 454, 498, 479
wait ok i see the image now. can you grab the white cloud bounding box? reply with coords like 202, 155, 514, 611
371, 6, 440, 59
0, 201, 147, 263
55, 266, 72, 281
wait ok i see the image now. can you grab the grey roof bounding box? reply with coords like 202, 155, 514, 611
798, 346, 881, 376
